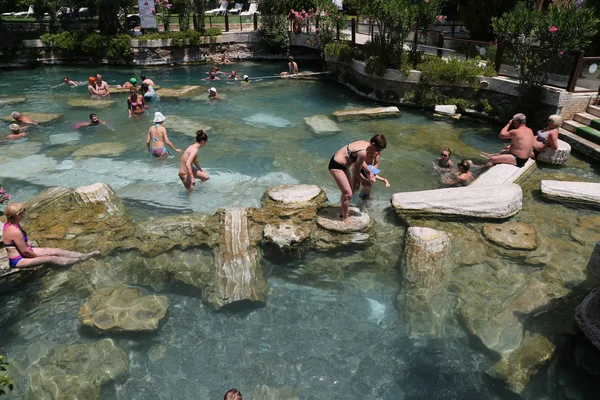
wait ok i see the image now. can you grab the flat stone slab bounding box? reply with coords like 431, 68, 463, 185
316, 206, 371, 233
536, 139, 571, 165
471, 159, 536, 187
156, 85, 204, 99
68, 98, 116, 110
303, 115, 340, 133
2, 112, 63, 124
576, 287, 600, 351
264, 221, 311, 249
267, 184, 323, 205
78, 287, 169, 333
482, 222, 537, 250
434, 105, 457, 116
75, 182, 125, 215
541, 180, 600, 205
0, 97, 27, 106
391, 184, 523, 219
28, 339, 129, 400
162, 115, 211, 135
332, 106, 400, 121
72, 142, 126, 157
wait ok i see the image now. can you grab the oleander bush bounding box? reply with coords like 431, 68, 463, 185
324, 41, 355, 63
41, 32, 132, 58
417, 55, 496, 86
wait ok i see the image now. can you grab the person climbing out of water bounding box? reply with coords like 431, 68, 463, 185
3, 202, 100, 269
224, 389, 242, 400
480, 113, 534, 168
531, 114, 561, 159
73, 113, 113, 130
146, 112, 181, 159
328, 134, 387, 220
281, 56, 299, 76
88, 76, 98, 96
441, 159, 475, 187
140, 75, 156, 86
432, 147, 454, 170
5, 124, 27, 141
178, 130, 210, 190
11, 111, 37, 125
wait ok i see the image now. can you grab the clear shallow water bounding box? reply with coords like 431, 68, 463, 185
1, 63, 600, 399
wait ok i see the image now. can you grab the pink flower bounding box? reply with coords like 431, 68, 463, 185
437, 15, 443, 22
166, 3, 172, 8
425, 0, 429, 2
337, 15, 340, 19
559, 51, 564, 55
549, 26, 558, 33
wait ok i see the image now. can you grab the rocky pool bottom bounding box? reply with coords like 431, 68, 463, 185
0, 168, 599, 399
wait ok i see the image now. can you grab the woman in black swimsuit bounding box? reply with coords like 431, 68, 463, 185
328, 134, 387, 221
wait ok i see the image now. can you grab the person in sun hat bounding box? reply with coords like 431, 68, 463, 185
146, 112, 181, 159
5, 124, 27, 141
208, 87, 221, 100
11, 111, 37, 125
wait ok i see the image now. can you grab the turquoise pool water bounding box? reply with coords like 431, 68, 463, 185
1, 62, 600, 399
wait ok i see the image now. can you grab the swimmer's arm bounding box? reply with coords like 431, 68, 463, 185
373, 153, 381, 168
375, 175, 390, 187
105, 83, 110, 95
163, 131, 182, 153
186, 150, 197, 177
101, 121, 114, 131
499, 120, 513, 139
448, 159, 454, 169
127, 100, 133, 117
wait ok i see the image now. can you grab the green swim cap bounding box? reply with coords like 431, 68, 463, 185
130, 78, 137, 84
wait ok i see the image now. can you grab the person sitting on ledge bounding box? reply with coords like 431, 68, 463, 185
281, 56, 299, 76
481, 113, 534, 168
432, 147, 454, 170
11, 111, 37, 125
211, 53, 232, 64
532, 114, 561, 159
3, 202, 100, 269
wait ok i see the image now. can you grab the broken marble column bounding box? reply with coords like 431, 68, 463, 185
314, 206, 373, 250
205, 208, 269, 309
535, 139, 571, 165
587, 241, 600, 280
398, 227, 452, 338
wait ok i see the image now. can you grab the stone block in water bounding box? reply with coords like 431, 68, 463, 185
263, 221, 312, 250
470, 159, 536, 187
28, 339, 128, 400
0, 96, 26, 106
541, 180, 600, 205
67, 98, 116, 110
391, 184, 523, 219
331, 106, 401, 121
2, 112, 62, 125
482, 222, 537, 250
78, 287, 169, 333
535, 139, 571, 165
71, 142, 127, 157
576, 288, 600, 352
156, 85, 204, 99
303, 115, 340, 134
75, 182, 125, 215
316, 206, 372, 233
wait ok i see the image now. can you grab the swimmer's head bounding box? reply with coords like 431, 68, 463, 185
88, 76, 96, 85
547, 114, 562, 129
63, 76, 69, 82
512, 113, 526, 126
196, 129, 208, 144
89, 113, 99, 123
130, 92, 138, 100
370, 134, 387, 152
224, 389, 242, 400
9, 123, 20, 133
140, 75, 147, 81
458, 159, 472, 172
11, 111, 21, 120
442, 147, 452, 157
4, 202, 25, 223
130, 77, 137, 85
243, 75, 249, 81
289, 56, 294, 62
95, 73, 102, 81
209, 87, 217, 95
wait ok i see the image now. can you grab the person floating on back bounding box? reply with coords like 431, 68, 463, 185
480, 113, 534, 168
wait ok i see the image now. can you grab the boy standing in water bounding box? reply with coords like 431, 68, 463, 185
178, 130, 210, 190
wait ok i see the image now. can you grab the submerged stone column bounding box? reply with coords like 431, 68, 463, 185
398, 227, 452, 338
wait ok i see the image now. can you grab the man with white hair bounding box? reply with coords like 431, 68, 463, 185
11, 111, 37, 125
481, 113, 534, 168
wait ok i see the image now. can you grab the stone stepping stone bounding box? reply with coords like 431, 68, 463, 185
156, 85, 204, 99
264, 221, 311, 250
482, 222, 537, 250
0, 97, 27, 106
266, 184, 324, 208
28, 339, 128, 400
303, 115, 340, 134
163, 115, 211, 135
576, 288, 600, 351
391, 184, 523, 219
471, 159, 536, 187
535, 139, 571, 165
78, 287, 169, 333
71, 142, 126, 157
68, 98, 116, 110
75, 183, 125, 215
316, 206, 371, 233
541, 180, 600, 205
111, 85, 161, 94
2, 112, 62, 125
208, 208, 268, 309
332, 106, 400, 121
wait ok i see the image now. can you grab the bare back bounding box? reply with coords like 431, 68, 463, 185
508, 126, 535, 159
148, 125, 166, 148
332, 140, 370, 169
179, 145, 199, 175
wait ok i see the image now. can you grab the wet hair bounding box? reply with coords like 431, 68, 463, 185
289, 56, 294, 62
63, 76, 69, 81
11, 111, 21, 120
547, 114, 562, 129
196, 130, 208, 143
141, 82, 149, 88
458, 159, 472, 172
95, 73, 101, 79
141, 75, 147, 81
513, 113, 526, 125
442, 147, 452, 156
224, 389, 242, 400
89, 113, 98, 120
4, 202, 25, 223
131, 92, 138, 100
370, 134, 387, 151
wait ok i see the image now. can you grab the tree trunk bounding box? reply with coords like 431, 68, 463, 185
536, 0, 544, 11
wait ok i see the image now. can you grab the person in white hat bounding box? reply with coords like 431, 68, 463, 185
242, 75, 250, 84
5, 123, 27, 141
146, 112, 182, 159
208, 87, 221, 100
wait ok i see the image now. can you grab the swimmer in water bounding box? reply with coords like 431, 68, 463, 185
5, 124, 27, 141
74, 113, 113, 130
146, 112, 181, 159
206, 71, 221, 81
178, 130, 209, 190
94, 73, 110, 97
62, 76, 78, 86
87, 76, 98, 95
208, 87, 222, 99
118, 77, 137, 90
432, 147, 454, 170
11, 111, 37, 125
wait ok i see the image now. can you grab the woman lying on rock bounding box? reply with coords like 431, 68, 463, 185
3, 202, 99, 269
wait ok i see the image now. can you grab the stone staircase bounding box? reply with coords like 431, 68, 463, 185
561, 105, 600, 160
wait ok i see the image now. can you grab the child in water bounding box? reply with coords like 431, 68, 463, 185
5, 124, 27, 141
359, 165, 391, 199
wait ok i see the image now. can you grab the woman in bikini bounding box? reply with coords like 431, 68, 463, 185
178, 130, 210, 189
146, 112, 182, 159
442, 159, 475, 187
532, 114, 561, 158
127, 91, 147, 118
328, 134, 387, 220
3, 202, 99, 269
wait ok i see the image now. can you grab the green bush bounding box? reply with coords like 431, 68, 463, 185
203, 28, 222, 37
446, 97, 473, 112
324, 42, 354, 63
365, 56, 387, 76
417, 55, 497, 86
40, 32, 79, 52
260, 14, 290, 51
41, 32, 133, 59
402, 90, 416, 103
0, 355, 13, 396
477, 98, 493, 113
